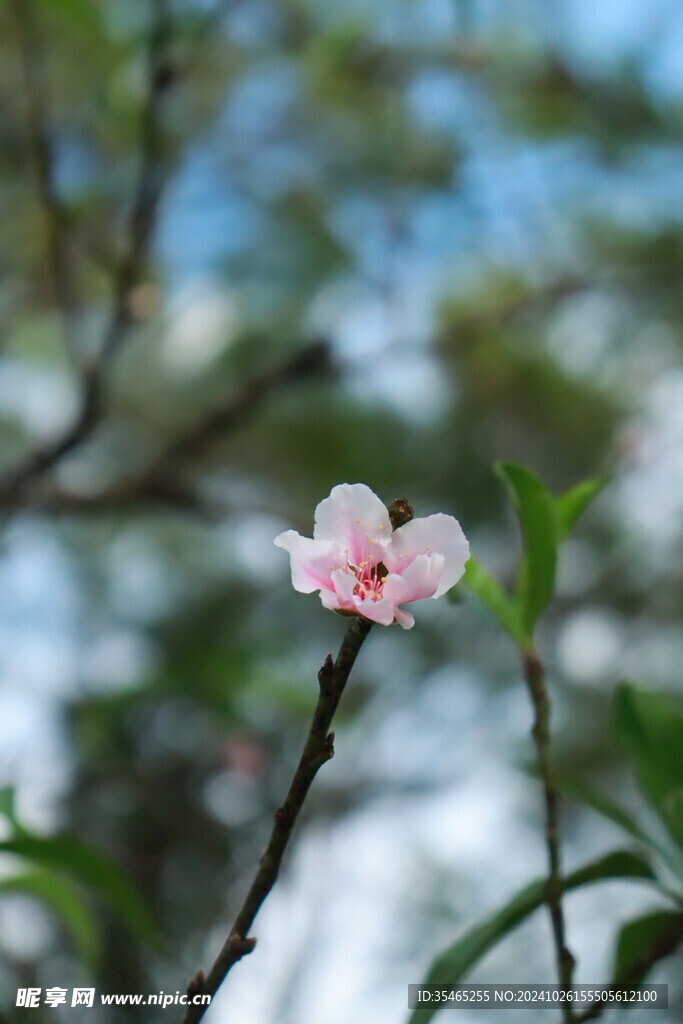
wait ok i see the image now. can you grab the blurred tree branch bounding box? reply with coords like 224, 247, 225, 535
0, 0, 174, 504
0, 341, 332, 517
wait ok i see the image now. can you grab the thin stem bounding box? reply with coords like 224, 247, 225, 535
523, 649, 576, 1024
181, 617, 373, 1024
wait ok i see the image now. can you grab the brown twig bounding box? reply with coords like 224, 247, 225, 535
0, 0, 173, 503
181, 617, 373, 1024
523, 649, 576, 1024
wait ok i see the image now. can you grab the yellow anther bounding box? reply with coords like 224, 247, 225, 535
356, 519, 361, 524
381, 576, 387, 583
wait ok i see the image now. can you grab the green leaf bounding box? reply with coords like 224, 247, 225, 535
0, 786, 19, 828
613, 910, 683, 987
555, 477, 606, 540
458, 555, 526, 646
567, 849, 655, 887
0, 871, 101, 970
406, 850, 655, 1024
615, 682, 683, 848
496, 463, 557, 637
564, 778, 683, 879
563, 780, 660, 851
460, 470, 605, 645
0, 834, 159, 948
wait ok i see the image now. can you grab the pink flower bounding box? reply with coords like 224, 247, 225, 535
274, 483, 469, 629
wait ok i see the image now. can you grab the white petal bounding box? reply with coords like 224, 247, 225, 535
385, 553, 445, 605
274, 531, 342, 593
384, 513, 469, 598
320, 589, 342, 611
313, 483, 391, 564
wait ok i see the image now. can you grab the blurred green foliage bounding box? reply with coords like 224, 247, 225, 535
0, 0, 681, 1020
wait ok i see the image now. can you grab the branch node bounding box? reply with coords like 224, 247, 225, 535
318, 653, 334, 688
186, 970, 205, 999
228, 934, 256, 959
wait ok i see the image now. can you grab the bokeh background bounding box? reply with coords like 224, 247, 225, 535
0, 0, 682, 1021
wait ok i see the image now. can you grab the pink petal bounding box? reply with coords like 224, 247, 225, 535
274, 531, 342, 593
393, 607, 415, 630
384, 554, 445, 606
313, 483, 392, 565
351, 595, 395, 626
330, 568, 358, 611
384, 513, 469, 598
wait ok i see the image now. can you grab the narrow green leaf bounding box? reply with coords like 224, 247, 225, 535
0, 834, 159, 948
613, 911, 683, 987
555, 477, 606, 540
573, 778, 683, 884
615, 682, 683, 848
0, 786, 19, 828
565, 850, 654, 888
0, 871, 101, 970
458, 555, 526, 646
563, 780, 659, 850
407, 850, 654, 1024
496, 463, 557, 637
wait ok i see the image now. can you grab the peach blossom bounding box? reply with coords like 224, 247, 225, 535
275, 483, 469, 629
